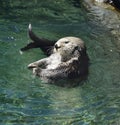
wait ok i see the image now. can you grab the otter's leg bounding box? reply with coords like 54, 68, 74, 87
28, 58, 48, 69
21, 24, 56, 55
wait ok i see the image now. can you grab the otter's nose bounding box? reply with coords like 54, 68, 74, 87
55, 44, 61, 49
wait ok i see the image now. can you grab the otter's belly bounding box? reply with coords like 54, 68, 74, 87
47, 54, 61, 69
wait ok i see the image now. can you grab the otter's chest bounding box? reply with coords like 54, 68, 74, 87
47, 54, 61, 69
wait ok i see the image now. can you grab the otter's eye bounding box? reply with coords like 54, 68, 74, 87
65, 41, 69, 44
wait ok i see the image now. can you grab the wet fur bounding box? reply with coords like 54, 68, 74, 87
22, 24, 89, 85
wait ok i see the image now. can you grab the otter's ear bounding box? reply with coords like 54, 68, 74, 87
72, 46, 81, 56
75, 46, 82, 53
77, 47, 82, 52
74, 46, 87, 56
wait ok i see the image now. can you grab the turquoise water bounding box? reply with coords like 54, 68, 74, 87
0, 1, 120, 125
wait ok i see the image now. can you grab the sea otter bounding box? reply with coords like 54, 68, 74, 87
21, 24, 89, 85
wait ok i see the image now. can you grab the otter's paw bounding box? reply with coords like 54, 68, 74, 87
69, 57, 78, 64
72, 57, 78, 61
33, 68, 41, 76
28, 63, 37, 69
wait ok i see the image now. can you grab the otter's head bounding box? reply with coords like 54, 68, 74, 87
53, 37, 86, 61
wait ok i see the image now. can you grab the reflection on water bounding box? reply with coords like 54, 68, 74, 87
0, 0, 120, 125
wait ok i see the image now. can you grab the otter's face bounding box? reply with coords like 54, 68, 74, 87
53, 37, 85, 61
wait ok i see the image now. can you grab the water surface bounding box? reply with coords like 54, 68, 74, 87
0, 1, 120, 125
